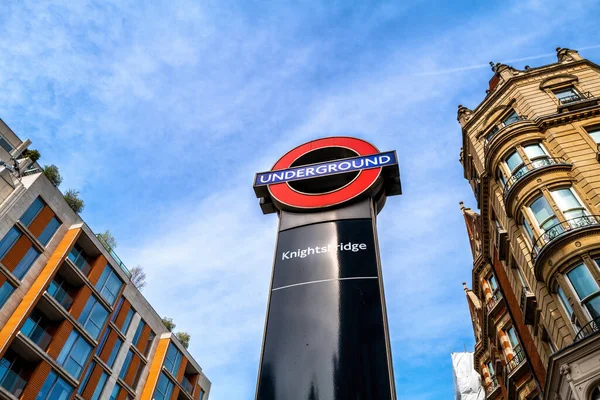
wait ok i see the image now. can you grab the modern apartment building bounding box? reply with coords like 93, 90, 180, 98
0, 123, 211, 399
459, 47, 600, 400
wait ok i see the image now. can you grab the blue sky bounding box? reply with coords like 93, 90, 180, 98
1, 1, 600, 398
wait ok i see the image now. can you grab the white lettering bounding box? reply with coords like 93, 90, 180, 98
296, 169, 305, 178
338, 161, 351, 171
316, 165, 327, 174
284, 170, 295, 179
365, 157, 378, 167
378, 155, 391, 164
306, 167, 315, 176
328, 164, 338, 173
259, 174, 272, 183
280, 242, 368, 261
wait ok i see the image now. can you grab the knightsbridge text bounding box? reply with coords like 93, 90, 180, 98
280, 242, 368, 261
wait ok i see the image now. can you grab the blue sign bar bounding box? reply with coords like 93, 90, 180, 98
254, 151, 397, 186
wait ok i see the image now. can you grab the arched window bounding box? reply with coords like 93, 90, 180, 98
591, 385, 600, 400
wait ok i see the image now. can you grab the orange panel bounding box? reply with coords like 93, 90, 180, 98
136, 324, 151, 353
20, 361, 52, 399
140, 337, 171, 400
0, 274, 6, 287
170, 387, 180, 400
81, 363, 104, 399
99, 330, 119, 364
88, 254, 108, 285
2, 235, 32, 273
176, 358, 187, 381
0, 228, 80, 358
46, 320, 74, 359
27, 206, 54, 238
123, 353, 142, 387
114, 299, 132, 330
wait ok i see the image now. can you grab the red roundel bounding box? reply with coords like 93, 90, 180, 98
268, 137, 382, 210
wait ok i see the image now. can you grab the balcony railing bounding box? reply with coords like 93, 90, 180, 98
68, 248, 92, 275
484, 116, 528, 151
485, 376, 499, 394
47, 285, 74, 310
22, 323, 53, 351
486, 290, 503, 313
182, 377, 194, 395
532, 215, 600, 260
559, 91, 594, 105
96, 235, 132, 278
0, 367, 27, 397
502, 158, 569, 199
506, 346, 525, 375
575, 317, 600, 342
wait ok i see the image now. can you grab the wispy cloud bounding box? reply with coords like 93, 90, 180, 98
0, 0, 599, 398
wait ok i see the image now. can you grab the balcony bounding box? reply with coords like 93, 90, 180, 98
47, 279, 74, 310
558, 91, 598, 112
574, 317, 600, 342
486, 290, 503, 314
532, 215, 600, 261
96, 235, 132, 278
20, 322, 52, 351
506, 346, 526, 375
502, 158, 570, 202
485, 376, 500, 396
67, 247, 92, 276
520, 287, 537, 326
0, 367, 27, 398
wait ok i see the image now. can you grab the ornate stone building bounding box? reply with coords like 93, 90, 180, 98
459, 47, 600, 400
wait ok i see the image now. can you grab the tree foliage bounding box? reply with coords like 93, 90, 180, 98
42, 165, 62, 187
162, 317, 176, 332
96, 230, 117, 251
130, 265, 147, 291
64, 189, 84, 213
175, 331, 191, 349
22, 149, 40, 163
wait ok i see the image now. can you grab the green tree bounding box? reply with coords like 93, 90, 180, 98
175, 331, 191, 349
42, 165, 62, 187
130, 265, 147, 291
22, 149, 40, 163
63, 189, 84, 213
162, 317, 176, 332
96, 230, 117, 252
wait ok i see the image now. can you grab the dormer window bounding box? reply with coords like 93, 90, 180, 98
585, 126, 600, 144
554, 87, 581, 105
502, 110, 520, 126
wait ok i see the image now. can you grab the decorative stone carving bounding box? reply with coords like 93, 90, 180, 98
556, 47, 582, 63
457, 104, 473, 125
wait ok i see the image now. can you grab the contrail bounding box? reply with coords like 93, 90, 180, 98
415, 44, 600, 77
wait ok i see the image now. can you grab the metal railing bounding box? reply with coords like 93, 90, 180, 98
506, 347, 525, 374
181, 377, 194, 395
0, 367, 27, 397
96, 235, 132, 278
520, 286, 531, 310
486, 290, 503, 313
532, 215, 600, 260
21, 168, 41, 177
484, 116, 528, 151
559, 91, 594, 105
502, 158, 569, 199
485, 376, 499, 394
48, 285, 74, 310
68, 248, 92, 275
575, 317, 600, 342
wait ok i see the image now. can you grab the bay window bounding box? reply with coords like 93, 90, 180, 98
566, 263, 600, 319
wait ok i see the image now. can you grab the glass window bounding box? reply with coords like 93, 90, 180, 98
523, 218, 534, 242
529, 196, 559, 232
122, 308, 135, 334
488, 275, 498, 291
506, 326, 520, 349
144, 331, 156, 357
97, 329, 123, 368
163, 343, 182, 375
57, 331, 93, 379
502, 110, 520, 125
133, 320, 145, 346
154, 372, 175, 400
523, 143, 547, 160
554, 87, 580, 101
0, 135, 13, 153
199, 389, 205, 400
20, 198, 44, 227
0, 281, 14, 308
36, 371, 74, 400
557, 286, 574, 317
505, 151, 524, 173
13, 247, 40, 279
551, 188, 587, 220
588, 127, 600, 144
486, 361, 495, 376
91, 370, 108, 400
0, 228, 21, 259
78, 361, 94, 395
567, 264, 599, 300
496, 167, 506, 187
95, 265, 123, 306
78, 296, 109, 339
119, 350, 133, 380
37, 217, 60, 246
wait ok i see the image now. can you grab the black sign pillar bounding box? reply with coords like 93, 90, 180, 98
254, 137, 400, 400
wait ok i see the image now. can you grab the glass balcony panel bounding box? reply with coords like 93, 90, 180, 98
182, 377, 194, 395
0, 367, 27, 397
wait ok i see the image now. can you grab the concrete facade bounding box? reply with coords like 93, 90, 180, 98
0, 120, 210, 399
459, 47, 600, 400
